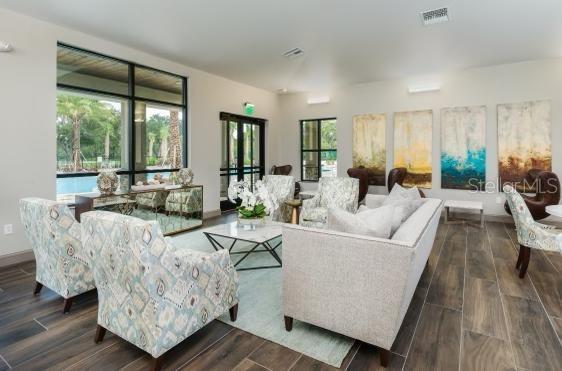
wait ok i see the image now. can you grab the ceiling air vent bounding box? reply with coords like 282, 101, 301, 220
282, 48, 304, 59
420, 7, 449, 26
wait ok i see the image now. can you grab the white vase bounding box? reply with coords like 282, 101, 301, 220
237, 216, 265, 227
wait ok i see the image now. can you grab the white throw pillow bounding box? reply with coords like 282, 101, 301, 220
386, 183, 421, 202
359, 200, 422, 235
328, 205, 394, 238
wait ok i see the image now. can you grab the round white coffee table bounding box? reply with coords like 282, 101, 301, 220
546, 205, 562, 217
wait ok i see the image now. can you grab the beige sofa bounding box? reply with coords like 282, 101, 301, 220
282, 194, 443, 367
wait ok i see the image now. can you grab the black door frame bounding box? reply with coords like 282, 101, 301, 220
220, 112, 266, 211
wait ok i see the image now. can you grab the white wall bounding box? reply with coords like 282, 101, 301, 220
278, 59, 562, 215
0, 8, 280, 257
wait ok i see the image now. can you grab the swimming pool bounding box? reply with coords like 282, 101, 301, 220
56, 173, 169, 195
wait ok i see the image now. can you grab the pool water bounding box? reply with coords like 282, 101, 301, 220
56, 173, 169, 195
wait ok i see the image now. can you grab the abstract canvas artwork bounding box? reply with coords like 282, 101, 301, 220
497, 100, 551, 191
393, 110, 432, 188
352, 113, 386, 185
441, 106, 486, 190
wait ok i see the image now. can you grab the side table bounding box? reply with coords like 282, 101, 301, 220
285, 199, 302, 224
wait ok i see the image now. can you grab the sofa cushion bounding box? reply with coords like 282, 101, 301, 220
359, 198, 423, 235
392, 198, 442, 245
328, 205, 394, 238
300, 206, 328, 223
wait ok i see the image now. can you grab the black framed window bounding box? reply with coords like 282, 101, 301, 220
300, 118, 337, 181
56, 43, 188, 199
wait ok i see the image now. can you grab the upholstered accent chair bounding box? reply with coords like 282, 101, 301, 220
263, 175, 295, 223
165, 187, 202, 216
387, 167, 425, 198
347, 167, 369, 203
504, 184, 562, 278
271, 164, 301, 197
136, 191, 168, 212
299, 177, 359, 228
81, 211, 239, 371
504, 169, 560, 220
19, 198, 95, 313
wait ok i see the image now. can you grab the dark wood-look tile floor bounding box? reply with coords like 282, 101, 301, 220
1, 217, 561, 370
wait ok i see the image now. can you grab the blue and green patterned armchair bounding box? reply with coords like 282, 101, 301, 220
19, 198, 95, 313
263, 175, 295, 223
300, 177, 359, 228
81, 210, 239, 371
504, 184, 562, 278
165, 187, 203, 216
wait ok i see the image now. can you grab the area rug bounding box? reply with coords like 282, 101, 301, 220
172, 227, 355, 368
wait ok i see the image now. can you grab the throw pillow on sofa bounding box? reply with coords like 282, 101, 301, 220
386, 183, 421, 202
328, 205, 395, 238
359, 199, 422, 235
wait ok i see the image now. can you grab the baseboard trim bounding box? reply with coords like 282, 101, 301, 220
0, 250, 34, 268
203, 209, 222, 219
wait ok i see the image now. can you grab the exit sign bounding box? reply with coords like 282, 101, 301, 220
243, 102, 254, 115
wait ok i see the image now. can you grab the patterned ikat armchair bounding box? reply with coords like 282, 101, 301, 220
165, 187, 202, 216
504, 184, 562, 278
263, 175, 295, 223
299, 177, 359, 228
81, 211, 239, 371
19, 198, 95, 313
135, 191, 168, 212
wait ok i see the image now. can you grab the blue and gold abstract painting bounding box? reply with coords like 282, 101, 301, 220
441, 106, 486, 190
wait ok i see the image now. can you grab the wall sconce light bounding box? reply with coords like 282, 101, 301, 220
307, 96, 330, 105
407, 84, 441, 94
0, 41, 13, 52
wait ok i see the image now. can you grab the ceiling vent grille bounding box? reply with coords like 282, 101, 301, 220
420, 7, 449, 26
282, 48, 304, 59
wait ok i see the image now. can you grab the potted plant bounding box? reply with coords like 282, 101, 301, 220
228, 180, 277, 226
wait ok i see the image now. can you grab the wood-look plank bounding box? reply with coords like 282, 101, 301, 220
0, 268, 30, 285
486, 222, 511, 241
247, 340, 301, 371
178, 329, 264, 370
550, 316, 562, 341
463, 277, 508, 340
466, 247, 496, 281
391, 286, 427, 355
1, 309, 98, 367
543, 251, 562, 272
403, 304, 462, 371
528, 249, 559, 275
0, 357, 9, 371
426, 230, 466, 310
290, 354, 338, 371
0, 290, 61, 329
121, 320, 234, 371
528, 270, 562, 318
64, 340, 145, 371
34, 290, 98, 329
502, 295, 562, 370
460, 330, 515, 371
488, 238, 517, 261
419, 227, 447, 289
492, 257, 539, 301
466, 225, 488, 250
0, 320, 45, 349
234, 358, 269, 371
0, 275, 39, 303
19, 330, 119, 371
17, 261, 36, 275
347, 343, 405, 370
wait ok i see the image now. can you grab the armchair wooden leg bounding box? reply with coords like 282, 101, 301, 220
380, 348, 390, 367
152, 356, 163, 371
63, 298, 73, 314
33, 281, 43, 295
519, 245, 531, 279
284, 316, 293, 332
229, 303, 238, 321
516, 245, 523, 269
94, 325, 106, 343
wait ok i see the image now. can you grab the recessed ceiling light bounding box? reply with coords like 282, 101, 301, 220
0, 41, 13, 52
277, 88, 288, 94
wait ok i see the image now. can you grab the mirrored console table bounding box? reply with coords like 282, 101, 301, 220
75, 185, 203, 235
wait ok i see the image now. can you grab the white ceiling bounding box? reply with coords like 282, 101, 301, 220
2, 0, 562, 93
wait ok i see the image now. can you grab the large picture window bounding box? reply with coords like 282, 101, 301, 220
56, 43, 187, 199
300, 118, 337, 181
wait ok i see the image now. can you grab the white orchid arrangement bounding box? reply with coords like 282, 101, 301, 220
228, 180, 278, 219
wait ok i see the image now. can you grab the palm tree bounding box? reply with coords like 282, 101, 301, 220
159, 126, 169, 165
148, 132, 156, 158
169, 109, 182, 168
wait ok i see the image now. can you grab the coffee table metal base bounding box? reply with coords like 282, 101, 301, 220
204, 232, 282, 271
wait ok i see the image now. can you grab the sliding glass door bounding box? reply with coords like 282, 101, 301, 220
220, 112, 265, 211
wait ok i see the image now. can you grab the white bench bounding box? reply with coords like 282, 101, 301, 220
444, 200, 484, 227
